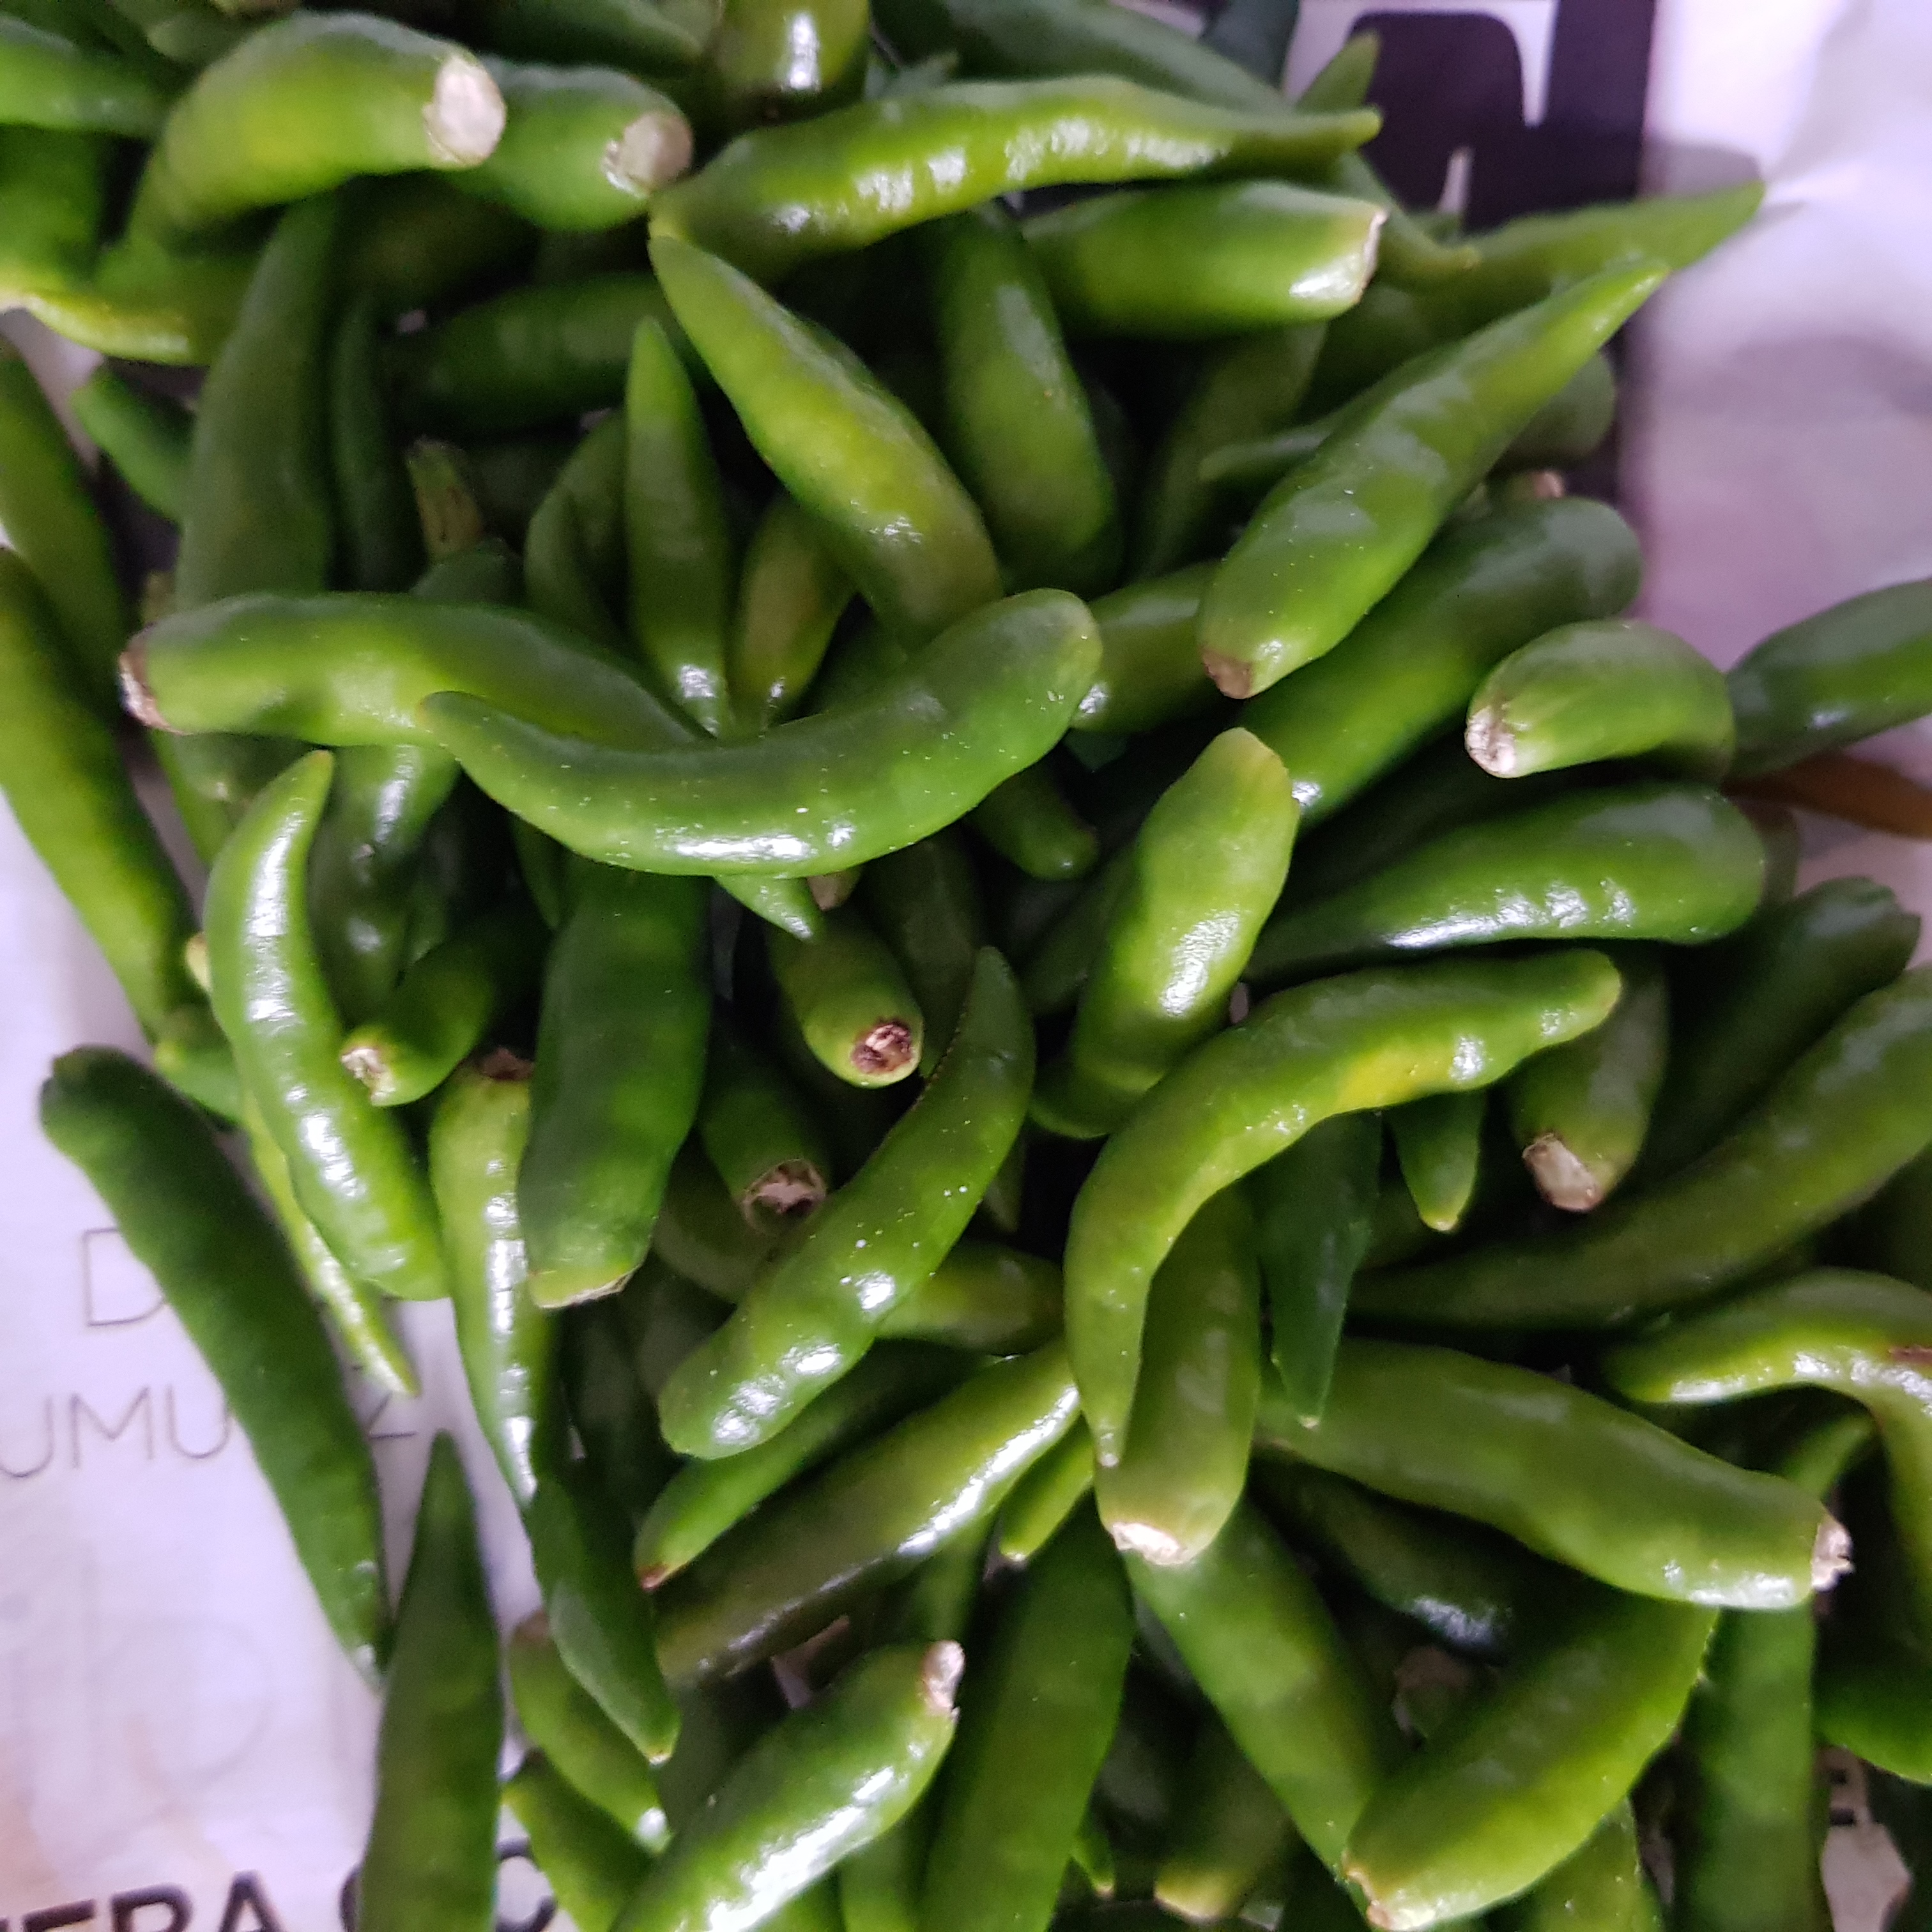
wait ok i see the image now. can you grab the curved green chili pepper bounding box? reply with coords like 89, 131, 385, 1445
522, 863, 710, 1307
505, 1751, 655, 1932
768, 905, 926, 1088
969, 761, 1100, 883
1155, 1709, 1298, 1924
1130, 1498, 1403, 1870
1243, 496, 1643, 823
1096, 1186, 1261, 1567
0, 14, 170, 133
510, 1612, 671, 1850
1644, 875, 1922, 1178
41, 1048, 390, 1681
1467, 618, 1733, 780
329, 294, 424, 596
562, 1299, 679, 1526
1388, 1088, 1485, 1234
728, 492, 853, 732
1249, 782, 1765, 985
205, 751, 448, 1300
704, 0, 868, 129
431, 1055, 566, 1507
994, 1418, 1094, 1565
1255, 1340, 1846, 1609
0, 553, 200, 1040
920, 1504, 1135, 1931
358, 1436, 502, 1932
1023, 179, 1383, 339
624, 315, 732, 735
654, 1342, 1077, 1682
658, 947, 1031, 1455
697, 1021, 832, 1230
1342, 1585, 1713, 1930
1505, 945, 1668, 1211
1065, 948, 1621, 1463
1036, 726, 1296, 1139
422, 589, 1101, 875
653, 234, 1000, 643
1728, 575, 1932, 776
389, 273, 689, 438
473, 0, 707, 76
649, 79, 1379, 283
1356, 965, 1932, 1332
1200, 261, 1664, 699
130, 12, 505, 238
882, 1238, 1061, 1352
1068, 562, 1220, 735
615, 1643, 962, 1932
523, 409, 627, 648
856, 831, 984, 1077
922, 201, 1119, 596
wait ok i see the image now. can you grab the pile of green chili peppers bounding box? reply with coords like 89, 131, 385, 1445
12, 0, 1932, 1926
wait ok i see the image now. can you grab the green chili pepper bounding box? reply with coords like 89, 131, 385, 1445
655, 1342, 1078, 1682
615, 1642, 961, 1932
1357, 965, 1932, 1331
920, 201, 1119, 596
1036, 727, 1296, 1139
1130, 1498, 1402, 1870
1255, 1339, 1845, 1609
1023, 179, 1382, 341
1064, 563, 1218, 735
358, 1436, 502, 1932
41, 1048, 390, 1680
1644, 875, 1922, 1177
1498, 352, 1616, 474
473, 0, 708, 71
649, 79, 1379, 284
1096, 1186, 1261, 1568
328, 296, 423, 595
339, 169, 535, 318
727, 492, 853, 732
528, 1461, 682, 1764
1505, 945, 1668, 1211
1200, 262, 1664, 699
525, 414, 625, 652
431, 1055, 567, 1506
404, 436, 488, 565
1854, 1144, 1932, 1292
562, 1299, 679, 1525
1388, 1089, 1485, 1234
994, 1418, 1095, 1565
0, 123, 111, 304
1489, 1800, 1662, 1932
0, 554, 200, 1040
1249, 782, 1765, 985
390, 273, 689, 437
704, 0, 868, 129
1341, 1584, 1713, 1929
0, 13, 171, 132
1246, 1112, 1379, 1425
624, 316, 732, 736
650, 1138, 786, 1301
653, 235, 1000, 643
423, 588, 1101, 875
1153, 1710, 1296, 1922
921, 1503, 1135, 1931
768, 905, 926, 1089
510, 1613, 671, 1850
697, 1022, 832, 1231
1065, 948, 1621, 1464
882, 1238, 1061, 1352
855, 831, 984, 1077
521, 864, 709, 1307
68, 375, 189, 553
659, 947, 1031, 1454
204, 752, 447, 1299
1728, 575, 1932, 776
505, 1751, 656, 1932
969, 761, 1101, 884
1466, 618, 1733, 781
130, 12, 506, 238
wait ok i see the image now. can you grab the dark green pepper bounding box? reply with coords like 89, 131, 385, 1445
1388, 1089, 1485, 1234
504, 1751, 655, 1932
1154, 1709, 1297, 1924
726, 492, 852, 732
769, 905, 926, 1089
855, 831, 984, 1077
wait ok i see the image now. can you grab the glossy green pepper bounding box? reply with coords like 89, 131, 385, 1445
769, 905, 926, 1089
1023, 180, 1382, 339
1130, 1498, 1404, 1870
969, 760, 1100, 883
129, 11, 505, 238
703, 0, 868, 129
727, 493, 853, 732
0, 124, 112, 307
1066, 563, 1220, 735
654, 1342, 1077, 1682
505, 1751, 656, 1932
1498, 352, 1617, 473
698, 1022, 833, 1230
1387, 1089, 1485, 1234
1200, 262, 1664, 699
654, 234, 1000, 642
1254, 1340, 1846, 1609
658, 947, 1031, 1455
40, 1048, 389, 1682
615, 1643, 962, 1932
1248, 782, 1765, 985
856, 831, 984, 1077
881, 1239, 1062, 1353
0, 12, 169, 130
1342, 1584, 1714, 1930
1467, 618, 1733, 780
994, 1419, 1095, 1565
1240, 498, 1642, 824
1096, 1186, 1262, 1568
562, 1299, 679, 1526
1728, 574, 1932, 776
357, 1436, 503, 1932
1065, 948, 1622, 1464
1356, 966, 1932, 1331
329, 295, 424, 595
204, 751, 448, 1300
920, 1504, 1135, 1931
1493, 1801, 1662, 1932
1034, 726, 1297, 1139
648, 78, 1379, 283
472, 0, 707, 75
923, 201, 1119, 595
1505, 945, 1668, 1211
423, 589, 1101, 875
